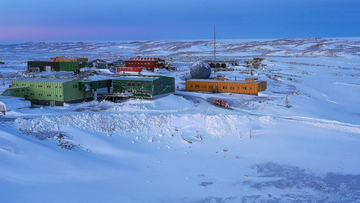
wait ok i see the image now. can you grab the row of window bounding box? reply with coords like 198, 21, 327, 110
131, 58, 157, 60
114, 89, 151, 94
15, 83, 62, 88
29, 93, 62, 97
190, 84, 252, 90
128, 62, 151, 65
127, 82, 142, 87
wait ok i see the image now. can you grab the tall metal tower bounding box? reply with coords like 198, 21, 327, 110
214, 26, 216, 62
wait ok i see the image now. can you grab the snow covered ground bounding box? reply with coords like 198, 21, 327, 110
0, 38, 360, 202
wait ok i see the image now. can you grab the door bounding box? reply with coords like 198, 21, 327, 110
50, 101, 55, 106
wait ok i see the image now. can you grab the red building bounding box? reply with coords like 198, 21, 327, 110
125, 56, 165, 71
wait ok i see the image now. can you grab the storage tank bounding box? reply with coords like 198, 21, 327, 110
190, 60, 211, 79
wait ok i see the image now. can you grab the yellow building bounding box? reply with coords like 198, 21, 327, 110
185, 79, 267, 95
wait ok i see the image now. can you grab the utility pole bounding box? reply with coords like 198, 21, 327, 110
285, 95, 290, 107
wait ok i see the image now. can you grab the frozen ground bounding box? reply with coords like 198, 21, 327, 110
0, 38, 360, 202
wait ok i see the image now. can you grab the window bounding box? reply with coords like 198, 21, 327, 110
22, 84, 26, 86
157, 83, 159, 87
250, 87, 252, 90
161, 82, 163, 86
128, 82, 131, 86
191, 85, 193, 87
30, 84, 34, 87
223, 86, 227, 89
122, 84, 125, 87
90, 84, 93, 87
99, 82, 101, 86
245, 87, 247, 90
202, 85, 206, 88
230, 86, 234, 90
132, 82, 135, 86
237, 87, 239, 90
137, 82, 141, 87
117, 81, 120, 84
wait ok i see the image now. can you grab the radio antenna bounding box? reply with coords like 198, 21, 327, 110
214, 26, 216, 62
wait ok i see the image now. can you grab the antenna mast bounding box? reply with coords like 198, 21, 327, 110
214, 26, 216, 62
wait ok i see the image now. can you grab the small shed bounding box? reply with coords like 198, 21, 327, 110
111, 59, 125, 67
90, 59, 109, 69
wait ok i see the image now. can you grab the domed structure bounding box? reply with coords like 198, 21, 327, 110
190, 60, 211, 79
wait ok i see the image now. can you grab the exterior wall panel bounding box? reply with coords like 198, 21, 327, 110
59, 62, 78, 71
63, 80, 90, 102
152, 76, 175, 96
112, 79, 155, 98
125, 57, 165, 71
28, 61, 61, 72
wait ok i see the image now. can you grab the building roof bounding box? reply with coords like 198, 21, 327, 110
127, 56, 164, 61
79, 75, 160, 83
186, 79, 262, 84
90, 59, 107, 63
13, 77, 76, 83
112, 76, 159, 81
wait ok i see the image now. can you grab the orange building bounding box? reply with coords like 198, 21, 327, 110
185, 79, 267, 95
50, 56, 88, 62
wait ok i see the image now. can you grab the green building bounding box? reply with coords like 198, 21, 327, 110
28, 61, 79, 72
9, 78, 91, 106
2, 75, 175, 106
111, 75, 175, 98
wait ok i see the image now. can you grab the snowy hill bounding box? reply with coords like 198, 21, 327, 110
0, 38, 360, 202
